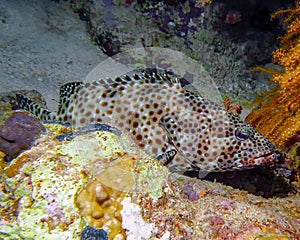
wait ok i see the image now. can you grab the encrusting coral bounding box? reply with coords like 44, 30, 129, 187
246, 1, 300, 148
75, 179, 126, 239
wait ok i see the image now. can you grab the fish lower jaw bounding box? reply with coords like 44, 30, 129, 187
252, 151, 279, 165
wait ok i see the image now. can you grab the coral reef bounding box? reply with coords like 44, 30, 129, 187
0, 110, 46, 161
1, 1, 299, 238
136, 175, 300, 239
0, 99, 13, 127
0, 124, 132, 239
285, 131, 300, 182
247, 1, 300, 148
0, 122, 299, 239
0, 126, 86, 239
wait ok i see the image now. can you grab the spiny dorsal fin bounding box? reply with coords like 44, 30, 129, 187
85, 72, 180, 103
57, 82, 83, 116
96, 71, 174, 87
16, 94, 56, 121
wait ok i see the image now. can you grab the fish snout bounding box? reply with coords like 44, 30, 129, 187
273, 150, 285, 164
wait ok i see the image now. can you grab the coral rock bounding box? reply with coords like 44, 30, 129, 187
81, 226, 108, 240
76, 179, 126, 239
0, 123, 299, 239
0, 110, 46, 161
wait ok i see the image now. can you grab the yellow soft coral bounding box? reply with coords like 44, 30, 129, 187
247, 1, 300, 147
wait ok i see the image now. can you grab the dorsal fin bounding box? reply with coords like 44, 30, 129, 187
96, 71, 174, 87
16, 94, 56, 121
84, 72, 180, 104
57, 82, 83, 115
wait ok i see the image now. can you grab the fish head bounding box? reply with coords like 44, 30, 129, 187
159, 99, 281, 172
215, 113, 280, 171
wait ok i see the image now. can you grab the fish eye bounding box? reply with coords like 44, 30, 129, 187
234, 129, 249, 141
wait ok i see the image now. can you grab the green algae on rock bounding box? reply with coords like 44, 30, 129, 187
59, 130, 130, 175
0, 131, 87, 239
134, 157, 169, 202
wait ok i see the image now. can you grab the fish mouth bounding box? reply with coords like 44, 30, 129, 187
254, 150, 283, 164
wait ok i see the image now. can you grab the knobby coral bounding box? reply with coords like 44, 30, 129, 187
75, 179, 126, 239
247, 1, 300, 148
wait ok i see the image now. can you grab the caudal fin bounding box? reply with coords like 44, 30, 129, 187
16, 94, 56, 121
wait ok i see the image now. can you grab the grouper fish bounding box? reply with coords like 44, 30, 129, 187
16, 71, 280, 172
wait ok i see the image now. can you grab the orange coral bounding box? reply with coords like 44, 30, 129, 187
75, 179, 126, 239
246, 1, 300, 148
196, 0, 212, 7
271, 1, 300, 50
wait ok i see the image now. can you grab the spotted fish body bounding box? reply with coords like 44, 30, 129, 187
16, 72, 279, 172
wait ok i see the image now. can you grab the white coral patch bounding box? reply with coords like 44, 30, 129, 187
120, 197, 154, 240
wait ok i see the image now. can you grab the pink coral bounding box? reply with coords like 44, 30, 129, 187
225, 10, 242, 25
182, 183, 199, 201
43, 193, 66, 226
218, 200, 234, 210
